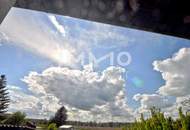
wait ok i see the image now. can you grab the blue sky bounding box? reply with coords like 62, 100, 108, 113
0, 7, 190, 121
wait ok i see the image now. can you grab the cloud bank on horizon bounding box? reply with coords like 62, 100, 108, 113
0, 7, 190, 122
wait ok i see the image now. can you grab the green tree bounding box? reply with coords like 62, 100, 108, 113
50, 106, 67, 127
5, 111, 26, 125
179, 107, 190, 130
179, 107, 187, 130
0, 75, 10, 114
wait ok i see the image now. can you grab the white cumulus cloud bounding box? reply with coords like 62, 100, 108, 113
8, 65, 134, 122
153, 48, 190, 97
133, 48, 190, 118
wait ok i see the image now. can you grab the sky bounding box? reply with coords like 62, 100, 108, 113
0, 7, 190, 122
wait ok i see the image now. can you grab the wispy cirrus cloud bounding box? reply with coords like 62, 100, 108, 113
48, 15, 66, 37
0, 7, 133, 67
0, 8, 76, 66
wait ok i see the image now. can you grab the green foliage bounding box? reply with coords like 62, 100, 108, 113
122, 107, 190, 130
48, 123, 58, 130
179, 107, 190, 130
4, 111, 26, 125
0, 75, 10, 114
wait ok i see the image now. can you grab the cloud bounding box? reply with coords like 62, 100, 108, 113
161, 95, 190, 119
133, 48, 190, 118
0, 7, 136, 121
133, 93, 173, 114
7, 65, 134, 121
132, 92, 188, 119
48, 15, 66, 37
0, 8, 81, 66
8, 85, 61, 119
22, 65, 124, 109
70, 21, 133, 49
0, 32, 9, 45
153, 48, 190, 97
0, 7, 133, 67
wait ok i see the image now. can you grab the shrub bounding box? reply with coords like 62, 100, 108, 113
122, 107, 190, 130
48, 123, 58, 130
